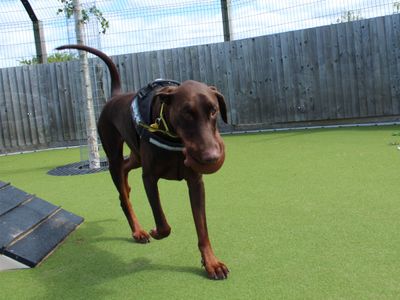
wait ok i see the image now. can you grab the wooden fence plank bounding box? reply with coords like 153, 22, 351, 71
352, 19, 366, 117
272, 33, 288, 123
361, 19, 375, 117
369, 18, 384, 116
330, 25, 343, 119
28, 65, 44, 145
288, 30, 302, 122
170, 48, 181, 82
54, 63, 69, 141
220, 41, 235, 124
162, 49, 174, 80
322, 25, 337, 120
376, 17, 391, 116
22, 65, 38, 146
1, 69, 15, 149
345, 21, 360, 118
256, 35, 275, 123
184, 46, 194, 80
7, 68, 25, 147
36, 64, 51, 144
131, 52, 141, 91
15, 67, 30, 146
306, 28, 321, 121
197, 45, 207, 83
336, 23, 352, 118
0, 70, 9, 149
388, 14, 400, 115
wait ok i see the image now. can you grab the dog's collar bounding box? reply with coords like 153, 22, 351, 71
131, 79, 184, 152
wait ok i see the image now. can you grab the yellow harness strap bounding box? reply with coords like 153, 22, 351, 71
143, 103, 178, 139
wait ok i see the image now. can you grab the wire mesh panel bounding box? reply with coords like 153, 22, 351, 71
1, 0, 399, 68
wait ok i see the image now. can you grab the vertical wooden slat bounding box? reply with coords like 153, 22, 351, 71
352, 19, 366, 117
369, 18, 384, 116
330, 25, 344, 119
15, 67, 30, 146
361, 19, 375, 117
224, 41, 238, 124
131, 52, 141, 91
22, 65, 38, 146
306, 28, 321, 121
272, 33, 288, 123
0, 70, 9, 150
336, 22, 351, 118
163, 48, 174, 80
184, 46, 193, 80
36, 64, 51, 145
150, 50, 160, 80
28, 65, 45, 145
393, 14, 400, 114
197, 45, 207, 83
171, 48, 181, 83
386, 13, 400, 115
256, 35, 275, 123
285, 30, 299, 122
144, 51, 153, 83
316, 25, 329, 121
322, 25, 337, 120
65, 60, 79, 141
136, 52, 148, 87
345, 21, 360, 118
177, 47, 187, 81
62, 62, 76, 140
7, 68, 25, 147
54, 63, 69, 141
157, 49, 166, 79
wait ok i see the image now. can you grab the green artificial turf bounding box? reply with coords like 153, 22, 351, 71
0, 126, 399, 299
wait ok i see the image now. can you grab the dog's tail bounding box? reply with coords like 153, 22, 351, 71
56, 44, 122, 97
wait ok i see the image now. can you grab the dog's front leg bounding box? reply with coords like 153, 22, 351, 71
186, 175, 229, 280
142, 174, 171, 240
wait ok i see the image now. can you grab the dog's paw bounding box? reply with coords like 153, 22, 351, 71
132, 230, 151, 243
202, 258, 229, 280
149, 226, 171, 240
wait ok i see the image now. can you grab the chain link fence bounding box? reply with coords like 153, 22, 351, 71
1, 0, 400, 68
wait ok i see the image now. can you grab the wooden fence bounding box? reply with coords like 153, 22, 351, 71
1, 14, 400, 154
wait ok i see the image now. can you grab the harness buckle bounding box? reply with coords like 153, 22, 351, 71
150, 118, 161, 130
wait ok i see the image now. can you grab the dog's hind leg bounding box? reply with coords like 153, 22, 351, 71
100, 127, 150, 243
110, 153, 150, 243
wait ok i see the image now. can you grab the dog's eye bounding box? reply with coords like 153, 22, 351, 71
210, 107, 218, 117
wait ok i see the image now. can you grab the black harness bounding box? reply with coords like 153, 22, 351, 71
131, 79, 184, 151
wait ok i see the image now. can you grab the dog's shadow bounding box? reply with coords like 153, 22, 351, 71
38, 219, 206, 300
126, 256, 204, 277
97, 236, 205, 277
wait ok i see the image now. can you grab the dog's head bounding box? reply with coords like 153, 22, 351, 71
156, 80, 228, 174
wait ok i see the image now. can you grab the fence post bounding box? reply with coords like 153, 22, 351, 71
221, 0, 232, 41
20, 0, 47, 64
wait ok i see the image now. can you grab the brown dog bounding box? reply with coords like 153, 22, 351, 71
57, 45, 229, 279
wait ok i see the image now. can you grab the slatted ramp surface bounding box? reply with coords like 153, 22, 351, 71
0, 181, 83, 271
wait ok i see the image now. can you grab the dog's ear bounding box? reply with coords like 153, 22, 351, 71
155, 86, 177, 104
210, 86, 228, 123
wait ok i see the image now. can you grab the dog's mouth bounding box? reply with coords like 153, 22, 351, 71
182, 143, 225, 174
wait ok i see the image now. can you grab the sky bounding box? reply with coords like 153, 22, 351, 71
0, 0, 398, 68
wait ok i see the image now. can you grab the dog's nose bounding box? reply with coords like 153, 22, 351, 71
201, 149, 220, 164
